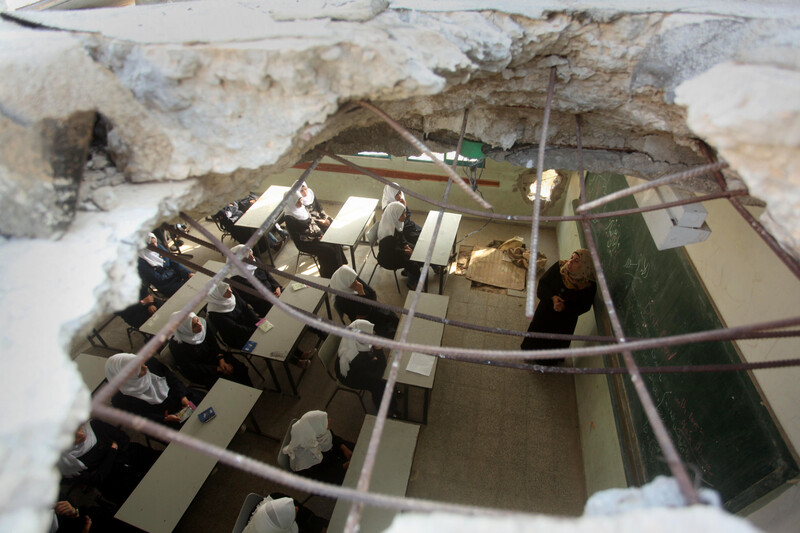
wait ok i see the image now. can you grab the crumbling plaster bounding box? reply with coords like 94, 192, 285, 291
1, 1, 799, 531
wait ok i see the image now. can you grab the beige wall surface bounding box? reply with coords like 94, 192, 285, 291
258, 154, 563, 223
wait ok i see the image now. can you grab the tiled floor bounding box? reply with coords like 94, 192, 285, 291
72, 205, 586, 531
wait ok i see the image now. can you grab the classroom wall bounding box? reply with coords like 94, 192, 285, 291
557, 173, 629, 497
258, 154, 565, 223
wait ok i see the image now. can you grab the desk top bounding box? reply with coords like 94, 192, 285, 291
235, 185, 291, 229
320, 196, 379, 247
115, 379, 261, 533
247, 274, 328, 361
75, 353, 107, 393
327, 415, 420, 533
383, 292, 449, 389
140, 270, 212, 335
409, 211, 462, 266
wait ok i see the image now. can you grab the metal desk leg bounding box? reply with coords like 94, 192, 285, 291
283, 361, 300, 397
438, 268, 444, 295
323, 293, 332, 319
264, 360, 281, 393
349, 246, 356, 269
403, 384, 410, 419
423, 388, 430, 425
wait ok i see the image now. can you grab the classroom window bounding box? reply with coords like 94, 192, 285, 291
354, 151, 391, 159
407, 151, 485, 168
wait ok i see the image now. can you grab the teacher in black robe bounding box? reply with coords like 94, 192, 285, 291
521, 248, 597, 365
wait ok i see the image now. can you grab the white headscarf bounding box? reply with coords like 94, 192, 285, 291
378, 201, 405, 241
330, 265, 358, 294
281, 411, 333, 472
207, 282, 237, 314
139, 233, 165, 268
381, 183, 404, 209
229, 244, 258, 272
105, 353, 170, 405
172, 312, 207, 345
337, 319, 374, 377
283, 190, 310, 221
57, 421, 98, 478
243, 496, 298, 533
300, 182, 315, 207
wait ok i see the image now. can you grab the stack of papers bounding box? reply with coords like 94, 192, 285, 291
291, 281, 309, 291
256, 318, 274, 333
406, 352, 436, 376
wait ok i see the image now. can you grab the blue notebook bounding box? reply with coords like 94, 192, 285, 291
241, 340, 257, 353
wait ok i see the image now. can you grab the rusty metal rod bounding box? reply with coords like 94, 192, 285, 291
697, 141, 800, 281
356, 101, 492, 210
575, 117, 699, 505
576, 161, 730, 213
526, 66, 558, 318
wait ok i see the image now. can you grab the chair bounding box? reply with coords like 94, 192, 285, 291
210, 326, 271, 387
231, 493, 265, 533
317, 334, 368, 413
277, 418, 300, 472
365, 223, 402, 294
209, 212, 232, 243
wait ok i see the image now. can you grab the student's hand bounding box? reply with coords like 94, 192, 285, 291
188, 273, 195, 278
181, 396, 191, 407
55, 501, 79, 517
218, 360, 234, 374
404, 246, 412, 256
274, 287, 282, 297
147, 305, 157, 315
353, 280, 365, 295
81, 515, 92, 533
164, 414, 182, 424
552, 296, 565, 312
111, 442, 118, 450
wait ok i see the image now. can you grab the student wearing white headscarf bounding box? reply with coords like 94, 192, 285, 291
336, 320, 396, 411
105, 352, 205, 429
381, 183, 421, 244
137, 233, 193, 296
243, 493, 329, 533
58, 420, 159, 505
228, 244, 283, 316
299, 182, 332, 228
283, 192, 347, 278
168, 312, 252, 388
206, 282, 261, 349
330, 265, 399, 338
377, 202, 423, 289
281, 411, 354, 486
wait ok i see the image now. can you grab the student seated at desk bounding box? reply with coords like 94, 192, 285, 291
336, 320, 396, 412
137, 233, 193, 297
242, 493, 328, 533
51, 498, 140, 533
382, 183, 422, 244
377, 202, 423, 290
168, 312, 252, 388
105, 353, 205, 430
58, 419, 160, 505
299, 182, 332, 229
282, 411, 353, 486
206, 282, 260, 349
283, 191, 347, 278
116, 284, 163, 329
228, 244, 284, 316
330, 265, 399, 339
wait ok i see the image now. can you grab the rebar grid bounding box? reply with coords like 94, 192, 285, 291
86, 97, 800, 530
526, 66, 558, 318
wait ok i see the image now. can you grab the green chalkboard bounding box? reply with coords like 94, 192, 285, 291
585, 173, 798, 511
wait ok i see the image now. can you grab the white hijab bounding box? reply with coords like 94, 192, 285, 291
139, 232, 164, 268
281, 410, 333, 472
283, 190, 310, 221
300, 182, 315, 207
207, 282, 237, 314
58, 421, 98, 478
172, 312, 207, 345
381, 183, 404, 209
337, 319, 374, 377
330, 265, 358, 294
105, 353, 170, 405
243, 496, 298, 533
378, 201, 405, 241
229, 244, 258, 272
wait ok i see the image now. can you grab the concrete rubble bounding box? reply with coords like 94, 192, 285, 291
0, 0, 798, 530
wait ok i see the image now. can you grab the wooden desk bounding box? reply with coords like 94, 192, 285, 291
384, 292, 449, 424
246, 274, 330, 396
409, 211, 462, 294
140, 271, 212, 336
75, 353, 107, 393
320, 196, 379, 270
327, 415, 420, 533
115, 380, 261, 533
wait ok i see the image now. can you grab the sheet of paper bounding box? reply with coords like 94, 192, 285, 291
256, 319, 273, 333
291, 281, 309, 291
406, 352, 436, 376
